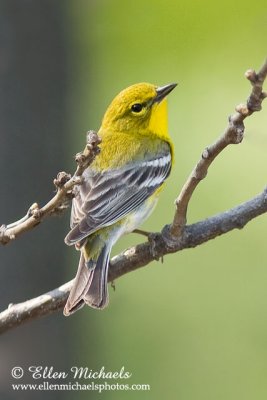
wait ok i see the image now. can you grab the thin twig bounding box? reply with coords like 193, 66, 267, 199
0, 131, 101, 245
168, 58, 267, 240
0, 187, 266, 334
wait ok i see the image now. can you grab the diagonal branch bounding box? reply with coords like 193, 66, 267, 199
0, 187, 266, 334
0, 131, 101, 245
168, 58, 267, 240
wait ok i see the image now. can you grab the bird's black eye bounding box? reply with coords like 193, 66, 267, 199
131, 103, 143, 113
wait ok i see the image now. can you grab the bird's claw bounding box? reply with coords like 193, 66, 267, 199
148, 232, 162, 261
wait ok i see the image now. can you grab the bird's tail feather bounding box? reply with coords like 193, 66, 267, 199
63, 244, 111, 316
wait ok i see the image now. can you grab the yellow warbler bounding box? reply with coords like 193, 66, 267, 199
64, 82, 176, 315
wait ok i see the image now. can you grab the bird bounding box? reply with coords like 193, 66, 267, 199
64, 82, 176, 316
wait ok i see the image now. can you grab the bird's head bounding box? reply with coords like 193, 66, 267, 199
101, 82, 176, 140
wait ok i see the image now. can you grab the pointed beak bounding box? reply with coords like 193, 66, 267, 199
153, 83, 177, 103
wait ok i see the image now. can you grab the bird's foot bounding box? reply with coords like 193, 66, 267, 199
111, 281, 116, 291
134, 229, 164, 262
133, 228, 151, 237
148, 232, 163, 262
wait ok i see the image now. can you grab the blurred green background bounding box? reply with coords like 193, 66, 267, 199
1, 1, 267, 399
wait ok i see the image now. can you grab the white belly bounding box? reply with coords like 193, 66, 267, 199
122, 195, 159, 235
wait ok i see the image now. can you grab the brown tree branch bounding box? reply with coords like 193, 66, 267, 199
0, 131, 101, 245
0, 187, 266, 334
0, 58, 266, 335
169, 58, 267, 240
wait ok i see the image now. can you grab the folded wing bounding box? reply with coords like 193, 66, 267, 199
65, 151, 171, 245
